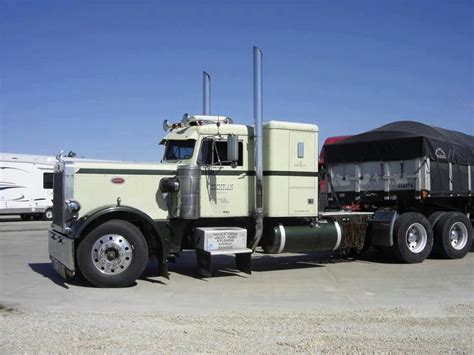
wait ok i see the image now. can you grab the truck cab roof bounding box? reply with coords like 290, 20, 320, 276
160, 114, 253, 144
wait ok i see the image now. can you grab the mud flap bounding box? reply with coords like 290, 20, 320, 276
158, 260, 169, 279
370, 210, 397, 247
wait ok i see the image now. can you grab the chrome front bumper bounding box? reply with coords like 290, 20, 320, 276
48, 229, 75, 279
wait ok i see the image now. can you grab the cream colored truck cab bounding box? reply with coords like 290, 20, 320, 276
49, 115, 336, 287
70, 117, 255, 221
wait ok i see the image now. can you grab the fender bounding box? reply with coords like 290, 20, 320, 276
370, 209, 398, 247
70, 205, 169, 265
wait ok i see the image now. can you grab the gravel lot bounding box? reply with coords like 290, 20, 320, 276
0, 218, 473, 353
1, 304, 473, 353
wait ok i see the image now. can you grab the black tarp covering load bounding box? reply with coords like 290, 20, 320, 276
324, 121, 474, 164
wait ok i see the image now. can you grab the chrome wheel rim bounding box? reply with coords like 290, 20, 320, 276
405, 223, 427, 253
91, 234, 133, 275
449, 222, 468, 250
45, 210, 53, 219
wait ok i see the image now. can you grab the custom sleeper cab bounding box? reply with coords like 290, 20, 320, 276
49, 116, 342, 287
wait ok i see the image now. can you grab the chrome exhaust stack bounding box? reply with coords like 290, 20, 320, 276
250, 46, 264, 251
203, 71, 211, 115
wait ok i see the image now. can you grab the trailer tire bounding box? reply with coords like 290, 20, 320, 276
77, 220, 149, 288
428, 211, 446, 229
43, 209, 53, 221
433, 212, 472, 259
392, 212, 433, 263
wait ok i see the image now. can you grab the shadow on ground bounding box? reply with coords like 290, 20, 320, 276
29, 263, 74, 289
167, 250, 368, 279
29, 248, 415, 289
28, 263, 139, 289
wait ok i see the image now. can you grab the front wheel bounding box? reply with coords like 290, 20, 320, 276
77, 220, 149, 287
392, 212, 433, 263
433, 212, 472, 259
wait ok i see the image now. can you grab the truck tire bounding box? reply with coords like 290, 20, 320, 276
77, 220, 149, 288
428, 211, 446, 229
43, 209, 53, 221
433, 212, 472, 259
392, 212, 433, 263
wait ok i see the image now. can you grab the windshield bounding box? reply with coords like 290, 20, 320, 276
164, 139, 196, 160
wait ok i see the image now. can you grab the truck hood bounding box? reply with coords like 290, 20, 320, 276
70, 160, 180, 220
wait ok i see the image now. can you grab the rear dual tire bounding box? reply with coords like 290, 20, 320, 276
392, 211, 471, 262
432, 212, 472, 259
392, 212, 433, 263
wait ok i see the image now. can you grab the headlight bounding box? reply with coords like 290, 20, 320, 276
66, 200, 81, 215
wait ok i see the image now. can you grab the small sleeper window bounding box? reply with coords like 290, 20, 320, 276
297, 142, 304, 158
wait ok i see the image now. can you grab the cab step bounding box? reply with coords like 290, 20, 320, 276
194, 227, 252, 277
196, 248, 252, 278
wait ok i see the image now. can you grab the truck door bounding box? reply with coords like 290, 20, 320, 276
198, 137, 251, 218
288, 130, 318, 216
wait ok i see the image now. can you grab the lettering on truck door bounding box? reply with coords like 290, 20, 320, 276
198, 137, 251, 217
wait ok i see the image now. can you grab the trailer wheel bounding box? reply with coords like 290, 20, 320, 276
77, 220, 149, 287
43, 209, 53, 221
393, 212, 433, 263
428, 211, 446, 229
433, 212, 472, 259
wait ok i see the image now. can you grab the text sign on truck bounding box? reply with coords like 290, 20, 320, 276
196, 227, 247, 251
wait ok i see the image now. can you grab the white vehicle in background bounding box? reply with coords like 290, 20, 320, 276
0, 153, 55, 220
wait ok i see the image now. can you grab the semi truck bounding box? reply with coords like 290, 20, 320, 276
48, 47, 472, 287
1, 153, 55, 220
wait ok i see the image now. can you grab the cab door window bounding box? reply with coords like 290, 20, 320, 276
199, 139, 243, 166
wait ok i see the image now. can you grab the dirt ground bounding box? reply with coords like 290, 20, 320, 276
1, 304, 473, 353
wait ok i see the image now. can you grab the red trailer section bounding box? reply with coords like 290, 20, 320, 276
319, 136, 352, 165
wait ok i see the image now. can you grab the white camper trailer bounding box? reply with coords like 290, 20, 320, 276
0, 153, 56, 220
